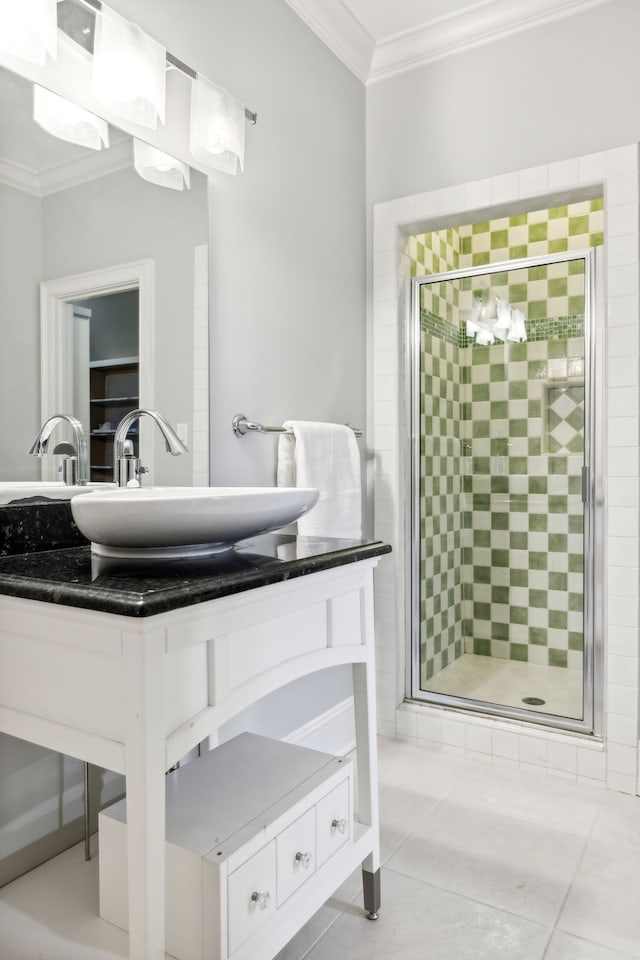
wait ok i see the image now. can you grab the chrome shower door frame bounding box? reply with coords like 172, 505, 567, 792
407, 249, 602, 736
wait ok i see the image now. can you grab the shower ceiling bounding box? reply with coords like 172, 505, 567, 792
283, 0, 616, 82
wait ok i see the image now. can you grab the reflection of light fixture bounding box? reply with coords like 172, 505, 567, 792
133, 138, 190, 190
93, 5, 166, 129
466, 294, 527, 344
508, 307, 527, 342
466, 298, 496, 345
190, 76, 245, 175
494, 298, 512, 339
0, 0, 57, 65
33, 84, 109, 150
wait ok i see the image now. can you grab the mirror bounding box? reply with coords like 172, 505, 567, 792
0, 59, 209, 491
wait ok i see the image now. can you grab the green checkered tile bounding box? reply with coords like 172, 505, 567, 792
420, 324, 466, 687
546, 384, 585, 455
410, 199, 599, 335
417, 200, 595, 686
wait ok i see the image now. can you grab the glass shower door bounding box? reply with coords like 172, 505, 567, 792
411, 251, 595, 732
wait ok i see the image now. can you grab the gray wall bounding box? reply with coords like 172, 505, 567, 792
75, 290, 139, 362
367, 0, 640, 204
0, 183, 42, 481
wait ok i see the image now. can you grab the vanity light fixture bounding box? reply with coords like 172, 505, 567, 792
1, 0, 255, 179
190, 75, 245, 175
133, 138, 190, 191
92, 4, 166, 130
0, 0, 58, 65
33, 84, 109, 150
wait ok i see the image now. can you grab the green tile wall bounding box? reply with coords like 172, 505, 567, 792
414, 199, 600, 687
462, 338, 584, 671
458, 201, 603, 268
409, 199, 603, 276
411, 199, 602, 340
420, 331, 465, 681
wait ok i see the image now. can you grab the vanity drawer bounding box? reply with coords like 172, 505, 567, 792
276, 807, 316, 906
316, 778, 350, 868
227, 842, 276, 955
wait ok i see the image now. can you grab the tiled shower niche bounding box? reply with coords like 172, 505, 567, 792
412, 200, 602, 688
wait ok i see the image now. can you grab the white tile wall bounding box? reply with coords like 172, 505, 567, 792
371, 145, 640, 793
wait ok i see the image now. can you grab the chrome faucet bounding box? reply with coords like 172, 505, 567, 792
29, 414, 88, 485
113, 408, 187, 487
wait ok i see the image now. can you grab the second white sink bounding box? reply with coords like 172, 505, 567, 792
70, 486, 319, 558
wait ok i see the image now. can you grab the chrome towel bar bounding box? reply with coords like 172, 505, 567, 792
232, 414, 363, 438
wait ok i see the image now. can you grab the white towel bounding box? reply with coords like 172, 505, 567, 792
277, 421, 361, 539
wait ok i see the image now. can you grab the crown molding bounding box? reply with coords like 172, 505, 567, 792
0, 139, 132, 197
0, 157, 40, 196
282, 0, 375, 83
283, 0, 614, 85
369, 0, 613, 83
39, 138, 132, 195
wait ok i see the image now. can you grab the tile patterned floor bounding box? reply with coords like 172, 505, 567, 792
423, 652, 583, 720
2, 736, 640, 959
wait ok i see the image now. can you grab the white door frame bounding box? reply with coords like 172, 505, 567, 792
40, 259, 154, 481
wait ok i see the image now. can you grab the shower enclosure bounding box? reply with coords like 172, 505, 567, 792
409, 249, 601, 734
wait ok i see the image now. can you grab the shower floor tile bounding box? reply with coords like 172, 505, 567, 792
422, 652, 582, 719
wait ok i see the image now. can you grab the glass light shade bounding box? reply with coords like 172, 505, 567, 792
0, 0, 57, 65
475, 329, 495, 346
190, 76, 245, 175
466, 301, 482, 339
33, 85, 109, 150
467, 299, 498, 343
494, 297, 512, 333
93, 6, 166, 130
508, 307, 527, 342
133, 138, 190, 191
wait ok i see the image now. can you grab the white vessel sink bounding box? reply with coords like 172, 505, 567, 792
70, 486, 319, 558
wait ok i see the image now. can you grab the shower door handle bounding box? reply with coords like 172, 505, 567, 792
581, 465, 590, 504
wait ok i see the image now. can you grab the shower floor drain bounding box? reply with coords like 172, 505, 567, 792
522, 696, 546, 706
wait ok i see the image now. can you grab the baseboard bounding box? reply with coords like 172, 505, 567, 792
284, 696, 356, 757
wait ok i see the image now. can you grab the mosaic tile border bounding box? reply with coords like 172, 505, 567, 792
424, 308, 586, 349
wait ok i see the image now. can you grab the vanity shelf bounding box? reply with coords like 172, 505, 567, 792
90, 397, 139, 406
88, 358, 139, 482
100, 733, 354, 960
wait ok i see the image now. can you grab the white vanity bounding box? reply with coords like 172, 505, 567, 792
0, 532, 388, 960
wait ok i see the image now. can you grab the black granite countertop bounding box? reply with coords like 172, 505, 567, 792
0, 534, 391, 618
0, 500, 87, 556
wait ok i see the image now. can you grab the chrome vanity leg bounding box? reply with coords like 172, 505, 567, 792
363, 867, 380, 920
84, 761, 91, 861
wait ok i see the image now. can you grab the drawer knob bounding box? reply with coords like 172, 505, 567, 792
250, 890, 271, 911
295, 851, 312, 868
331, 818, 347, 834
